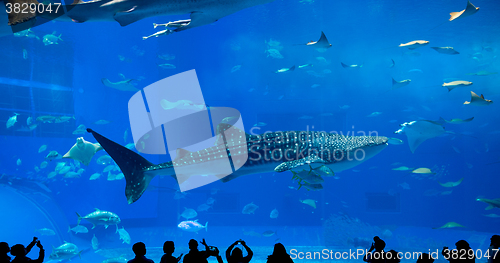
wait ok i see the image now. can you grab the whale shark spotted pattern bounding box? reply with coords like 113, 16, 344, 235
87, 126, 388, 204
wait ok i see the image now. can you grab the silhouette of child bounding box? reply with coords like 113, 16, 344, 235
128, 242, 154, 263
266, 243, 293, 263
226, 240, 253, 263
417, 253, 435, 263
442, 240, 475, 263
10, 238, 44, 263
160, 241, 182, 263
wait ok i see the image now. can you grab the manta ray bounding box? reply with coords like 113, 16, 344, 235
101, 77, 138, 92
431, 47, 460, 55
87, 124, 388, 204
449, 0, 479, 21
433, 222, 465, 229
392, 78, 411, 89
63, 137, 103, 166
4, 0, 275, 35
464, 91, 493, 106
442, 80, 472, 92
395, 120, 448, 153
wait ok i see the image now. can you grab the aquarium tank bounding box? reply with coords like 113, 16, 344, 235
0, 0, 499, 262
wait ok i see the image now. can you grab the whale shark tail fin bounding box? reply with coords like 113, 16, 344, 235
87, 128, 174, 204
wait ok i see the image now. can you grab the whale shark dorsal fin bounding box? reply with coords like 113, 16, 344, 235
215, 123, 248, 146
289, 65, 296, 71
175, 148, 192, 161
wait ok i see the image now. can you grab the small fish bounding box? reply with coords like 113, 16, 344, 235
47, 171, 57, 179
96, 155, 113, 165
253, 122, 267, 127
408, 69, 423, 73
89, 173, 101, 180
388, 138, 404, 145
22, 49, 28, 59
64, 171, 80, 178
392, 166, 413, 171
157, 53, 175, 60
16, 159, 22, 166
91, 234, 99, 250
398, 182, 410, 190
123, 129, 128, 143
158, 63, 176, 69
300, 199, 316, 209
42, 31, 63, 45
36, 228, 56, 236
298, 64, 313, 69
367, 112, 382, 117
72, 124, 87, 135
117, 227, 131, 244
242, 202, 259, 214
483, 214, 500, 218
58, 166, 71, 175
45, 151, 61, 161
341, 62, 362, 68
311, 84, 321, 88
270, 209, 279, 219
38, 145, 47, 153
231, 65, 241, 73
339, 105, 350, 110
6, 113, 19, 129
178, 220, 208, 233
40, 161, 48, 169
431, 47, 460, 55
221, 117, 237, 124
180, 208, 197, 219
94, 120, 111, 125
262, 230, 276, 237
197, 203, 211, 212
206, 197, 216, 205
68, 225, 88, 234
266, 49, 284, 59
466, 71, 497, 76
399, 40, 429, 49
298, 115, 313, 120
275, 65, 295, 73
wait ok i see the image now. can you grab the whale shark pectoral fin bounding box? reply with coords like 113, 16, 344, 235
113, 6, 145, 26
274, 155, 326, 173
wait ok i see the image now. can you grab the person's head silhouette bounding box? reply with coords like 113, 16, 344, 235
455, 240, 470, 250
0, 242, 10, 255
163, 241, 174, 254
10, 244, 27, 257
132, 242, 147, 257
188, 239, 198, 250
491, 235, 500, 248
272, 243, 287, 255
231, 247, 243, 260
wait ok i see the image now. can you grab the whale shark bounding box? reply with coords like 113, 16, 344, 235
3, 0, 275, 35
87, 125, 388, 204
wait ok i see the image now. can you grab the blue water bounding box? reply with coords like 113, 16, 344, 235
1, 0, 499, 262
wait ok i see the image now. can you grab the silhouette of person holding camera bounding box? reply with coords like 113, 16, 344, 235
183, 239, 210, 263
10, 237, 44, 263
488, 235, 499, 263
160, 241, 182, 263
226, 240, 253, 263
363, 236, 386, 263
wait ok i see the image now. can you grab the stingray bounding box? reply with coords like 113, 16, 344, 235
341, 62, 362, 68
394, 120, 447, 153
399, 40, 429, 49
464, 91, 493, 106
412, 168, 434, 174
63, 137, 103, 166
431, 47, 460, 55
303, 31, 332, 52
439, 178, 464, 187
392, 78, 411, 89
449, 0, 479, 21
442, 80, 472, 92
433, 222, 465, 229
101, 75, 139, 92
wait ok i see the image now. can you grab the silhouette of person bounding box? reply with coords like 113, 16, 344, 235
160, 241, 182, 263
442, 240, 475, 263
488, 235, 500, 263
417, 253, 435, 263
1, 242, 11, 263
10, 238, 44, 263
226, 240, 253, 263
182, 239, 210, 263
385, 250, 400, 263
266, 243, 293, 263
128, 242, 154, 263
363, 236, 386, 263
